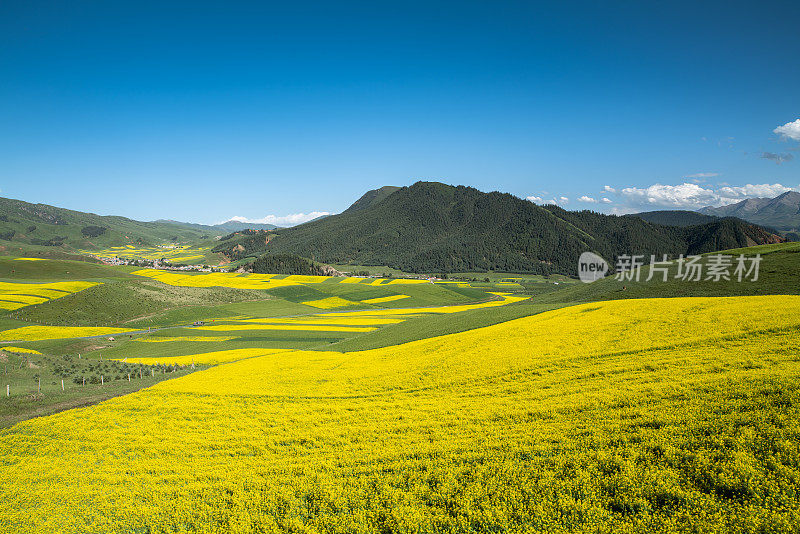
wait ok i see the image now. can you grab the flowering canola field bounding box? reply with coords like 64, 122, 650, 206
0, 325, 130, 342
1, 346, 42, 355
301, 296, 359, 309
1, 295, 800, 533
132, 268, 431, 290
0, 280, 100, 311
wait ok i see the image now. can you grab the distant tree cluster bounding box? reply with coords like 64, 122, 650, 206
81, 225, 107, 238
219, 228, 264, 242
31, 236, 67, 246
247, 254, 328, 276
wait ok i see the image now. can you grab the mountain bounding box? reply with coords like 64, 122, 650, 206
343, 186, 401, 214
629, 210, 719, 227
212, 220, 279, 232
262, 182, 782, 275
156, 219, 279, 232
700, 191, 800, 231
0, 197, 219, 251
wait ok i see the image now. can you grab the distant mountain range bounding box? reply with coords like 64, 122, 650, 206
698, 191, 800, 232
260, 181, 782, 275
1, 185, 787, 272
158, 219, 279, 233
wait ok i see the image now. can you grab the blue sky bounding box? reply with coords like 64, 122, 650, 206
1, 1, 798, 224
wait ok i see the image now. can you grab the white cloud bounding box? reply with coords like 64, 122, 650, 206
601, 197, 612, 203
559, 196, 569, 203
609, 206, 640, 215
620, 183, 718, 208
774, 119, 800, 141
684, 172, 719, 179
526, 195, 543, 203
603, 185, 617, 194
618, 182, 799, 209
716, 183, 795, 200
222, 211, 331, 227
578, 195, 597, 203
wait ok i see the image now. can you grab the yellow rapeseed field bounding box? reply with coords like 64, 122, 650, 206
131, 269, 299, 290
237, 316, 405, 326
0, 280, 100, 311
193, 323, 378, 333
1, 346, 42, 354
132, 268, 431, 291
166, 296, 800, 397
360, 294, 410, 304
2, 296, 799, 533
0, 325, 129, 342
300, 296, 358, 309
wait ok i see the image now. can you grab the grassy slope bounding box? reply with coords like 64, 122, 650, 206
0, 196, 222, 251
0, 350, 196, 428
14, 279, 274, 327
0, 255, 129, 281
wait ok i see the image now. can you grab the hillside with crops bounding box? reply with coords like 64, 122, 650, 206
1, 242, 799, 532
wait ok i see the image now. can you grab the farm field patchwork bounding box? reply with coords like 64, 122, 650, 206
1, 295, 798, 533
80, 245, 216, 264
132, 268, 433, 291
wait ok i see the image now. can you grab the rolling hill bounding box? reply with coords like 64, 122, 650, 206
0, 197, 223, 251
263, 181, 783, 275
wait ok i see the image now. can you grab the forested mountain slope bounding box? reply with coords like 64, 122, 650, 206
264, 182, 782, 274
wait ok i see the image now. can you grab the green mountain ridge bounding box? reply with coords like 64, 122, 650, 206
0, 196, 220, 251
263, 181, 783, 275
629, 210, 720, 227
343, 186, 402, 213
